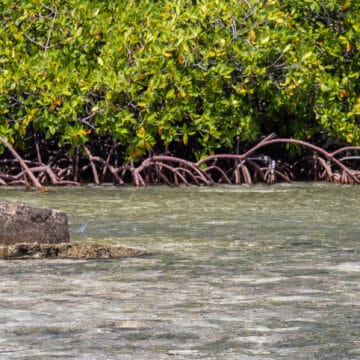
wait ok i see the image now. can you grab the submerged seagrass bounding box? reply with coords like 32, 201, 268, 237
0, 202, 69, 245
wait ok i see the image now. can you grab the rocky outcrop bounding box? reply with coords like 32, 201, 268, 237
0, 243, 145, 260
0, 202, 69, 245
0, 202, 146, 260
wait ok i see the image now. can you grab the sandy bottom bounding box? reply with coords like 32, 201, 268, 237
0, 243, 146, 260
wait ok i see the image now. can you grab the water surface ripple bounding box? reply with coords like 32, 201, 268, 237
0, 183, 359, 359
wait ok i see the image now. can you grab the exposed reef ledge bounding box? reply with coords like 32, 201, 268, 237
0, 243, 146, 260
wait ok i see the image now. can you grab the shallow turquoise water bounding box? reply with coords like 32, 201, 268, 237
0, 183, 359, 359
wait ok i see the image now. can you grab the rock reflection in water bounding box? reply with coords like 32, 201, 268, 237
0, 183, 359, 359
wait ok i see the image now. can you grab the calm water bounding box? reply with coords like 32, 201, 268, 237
0, 183, 359, 359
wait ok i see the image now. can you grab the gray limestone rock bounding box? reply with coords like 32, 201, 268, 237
0, 202, 69, 245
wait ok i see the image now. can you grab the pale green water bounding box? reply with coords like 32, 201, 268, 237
0, 183, 359, 359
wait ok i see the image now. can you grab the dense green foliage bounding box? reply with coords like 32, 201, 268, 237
1, 0, 359, 160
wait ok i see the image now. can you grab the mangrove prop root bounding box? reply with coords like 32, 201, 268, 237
0, 136, 45, 191
0, 135, 359, 189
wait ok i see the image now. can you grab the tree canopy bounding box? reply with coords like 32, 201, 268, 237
1, 0, 359, 161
